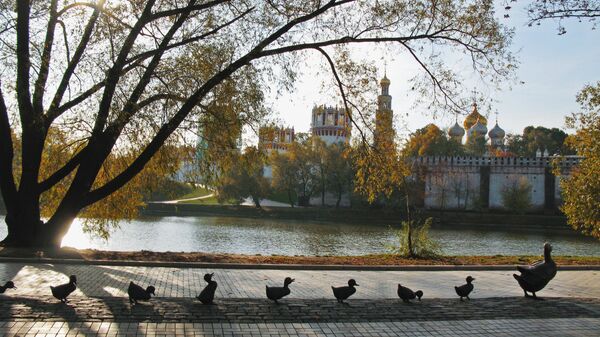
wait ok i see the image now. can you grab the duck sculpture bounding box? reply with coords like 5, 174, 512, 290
513, 242, 557, 299
0, 281, 16, 294
50, 275, 77, 303
128, 281, 156, 305
397, 284, 423, 303
197, 273, 217, 305
266, 277, 294, 304
332, 279, 359, 303
455, 276, 475, 301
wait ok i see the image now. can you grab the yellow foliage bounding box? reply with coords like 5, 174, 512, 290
560, 82, 600, 239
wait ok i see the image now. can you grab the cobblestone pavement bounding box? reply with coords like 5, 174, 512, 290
1, 296, 599, 323
1, 262, 599, 336
0, 318, 599, 336
1, 262, 599, 299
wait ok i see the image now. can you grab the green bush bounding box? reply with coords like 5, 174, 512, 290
501, 177, 532, 214
387, 217, 442, 258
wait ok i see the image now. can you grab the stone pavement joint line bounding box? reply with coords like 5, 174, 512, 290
0, 318, 599, 337
1, 296, 599, 323
2, 262, 599, 299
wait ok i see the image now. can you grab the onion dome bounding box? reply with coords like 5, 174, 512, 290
448, 121, 465, 138
467, 118, 488, 137
380, 75, 390, 86
463, 103, 488, 130
488, 122, 505, 139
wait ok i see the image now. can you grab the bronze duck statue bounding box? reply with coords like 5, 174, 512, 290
455, 276, 475, 301
197, 273, 217, 304
0, 281, 16, 294
128, 281, 156, 305
513, 242, 557, 299
266, 277, 294, 304
332, 279, 359, 303
50, 275, 77, 303
397, 284, 423, 303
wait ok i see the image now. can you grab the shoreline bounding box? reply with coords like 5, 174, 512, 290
1, 247, 598, 268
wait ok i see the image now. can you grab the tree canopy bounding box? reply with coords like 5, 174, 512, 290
402, 124, 465, 157
560, 82, 600, 239
505, 126, 572, 157
515, 0, 600, 35
0, 0, 516, 247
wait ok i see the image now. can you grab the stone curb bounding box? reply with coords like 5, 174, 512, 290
1, 257, 599, 271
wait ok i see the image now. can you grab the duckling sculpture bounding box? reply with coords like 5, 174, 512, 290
0, 281, 16, 294
266, 277, 294, 304
397, 284, 423, 303
128, 281, 156, 305
50, 275, 77, 303
332, 279, 359, 303
455, 276, 475, 301
197, 273, 217, 304
513, 242, 557, 299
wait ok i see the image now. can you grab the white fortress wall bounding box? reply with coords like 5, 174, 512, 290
416, 156, 581, 211
424, 164, 480, 210
488, 166, 546, 209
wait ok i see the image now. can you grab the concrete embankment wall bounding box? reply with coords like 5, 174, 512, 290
141, 203, 571, 231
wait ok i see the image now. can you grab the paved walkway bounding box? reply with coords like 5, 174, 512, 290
1, 318, 599, 337
150, 193, 215, 204
1, 262, 599, 336
2, 262, 599, 299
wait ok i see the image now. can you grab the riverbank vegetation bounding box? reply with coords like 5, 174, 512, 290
1, 247, 598, 266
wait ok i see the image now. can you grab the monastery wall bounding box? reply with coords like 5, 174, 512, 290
416, 156, 581, 211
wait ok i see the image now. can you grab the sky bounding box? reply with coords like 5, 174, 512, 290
263, 2, 600, 141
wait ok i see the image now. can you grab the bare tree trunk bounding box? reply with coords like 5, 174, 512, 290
252, 195, 261, 208
403, 175, 414, 258
288, 190, 294, 208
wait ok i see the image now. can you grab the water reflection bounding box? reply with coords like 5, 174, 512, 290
0, 216, 598, 256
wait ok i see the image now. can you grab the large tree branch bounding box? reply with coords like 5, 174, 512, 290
83, 0, 354, 205
38, 150, 85, 193
0, 85, 18, 212
104, 0, 196, 138
53, 81, 105, 117
314, 47, 368, 144
46, 0, 106, 124
91, 0, 156, 137
150, 0, 228, 20
257, 31, 448, 57
32, 0, 58, 115
53, 58, 149, 118
126, 6, 254, 65
57, 1, 133, 29
15, 0, 34, 123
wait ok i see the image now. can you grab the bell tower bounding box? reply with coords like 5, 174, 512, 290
375, 72, 394, 144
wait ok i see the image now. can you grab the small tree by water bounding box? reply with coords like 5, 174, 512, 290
388, 217, 442, 258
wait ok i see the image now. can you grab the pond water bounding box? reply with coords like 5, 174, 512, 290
1, 216, 598, 256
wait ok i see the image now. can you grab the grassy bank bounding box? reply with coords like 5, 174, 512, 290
0, 247, 598, 265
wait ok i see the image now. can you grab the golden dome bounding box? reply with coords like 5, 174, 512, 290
380, 75, 390, 85
463, 102, 487, 130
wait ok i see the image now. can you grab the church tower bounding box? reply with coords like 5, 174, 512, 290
375, 74, 394, 144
